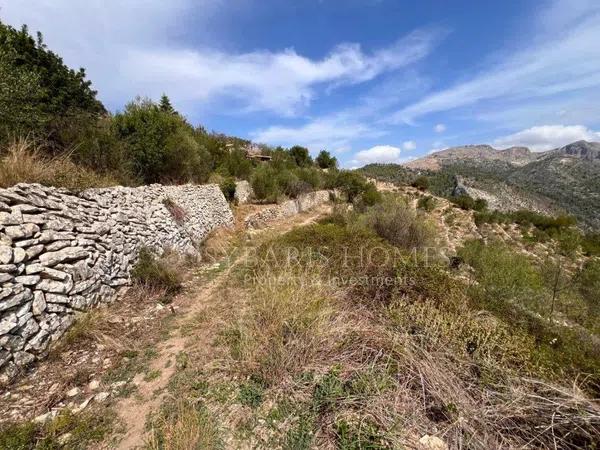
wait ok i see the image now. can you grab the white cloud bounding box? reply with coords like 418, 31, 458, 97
392, 1, 600, 124
402, 140, 416, 151
354, 145, 402, 164
494, 124, 600, 151
0, 3, 440, 116
251, 117, 383, 153
434, 123, 446, 133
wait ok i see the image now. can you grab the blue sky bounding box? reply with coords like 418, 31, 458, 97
3, 0, 600, 167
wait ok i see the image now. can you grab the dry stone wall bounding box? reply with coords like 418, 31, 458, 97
244, 190, 331, 229
0, 183, 233, 381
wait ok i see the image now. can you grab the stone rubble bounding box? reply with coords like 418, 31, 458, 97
0, 183, 233, 380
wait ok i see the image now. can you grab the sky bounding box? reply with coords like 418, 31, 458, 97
2, 0, 600, 167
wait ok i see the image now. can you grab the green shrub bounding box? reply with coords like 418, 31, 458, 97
368, 200, 436, 251
417, 195, 437, 212
251, 165, 281, 202
220, 177, 236, 202
354, 183, 383, 211
411, 176, 429, 191
578, 260, 600, 319
450, 195, 487, 211
131, 247, 182, 300
0, 21, 105, 146
581, 233, 600, 256
218, 148, 253, 179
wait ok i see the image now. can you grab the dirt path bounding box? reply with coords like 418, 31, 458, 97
112, 205, 330, 449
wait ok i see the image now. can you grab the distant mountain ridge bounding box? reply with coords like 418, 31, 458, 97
360, 140, 600, 229
405, 140, 600, 171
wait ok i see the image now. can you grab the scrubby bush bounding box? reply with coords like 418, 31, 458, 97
411, 176, 429, 191
251, 165, 281, 203
220, 177, 236, 202
578, 260, 600, 319
0, 21, 105, 146
354, 183, 382, 211
330, 171, 368, 202
417, 195, 437, 212
459, 240, 543, 307
131, 248, 183, 301
450, 195, 487, 211
368, 199, 436, 250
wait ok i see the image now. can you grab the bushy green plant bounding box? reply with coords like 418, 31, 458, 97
450, 195, 487, 211
0, 21, 104, 146
114, 98, 209, 184
459, 240, 543, 307
417, 195, 437, 212
330, 171, 368, 202
131, 247, 183, 301
251, 164, 281, 202
354, 183, 383, 211
368, 199, 436, 251
315, 150, 337, 169
411, 176, 429, 191
220, 177, 236, 202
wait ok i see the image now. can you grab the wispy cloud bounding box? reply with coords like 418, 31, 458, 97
391, 2, 600, 124
1, 1, 441, 116
123, 30, 440, 116
251, 116, 385, 153
494, 124, 600, 151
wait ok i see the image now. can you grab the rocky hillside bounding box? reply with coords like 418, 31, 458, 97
405, 144, 539, 171
388, 140, 600, 229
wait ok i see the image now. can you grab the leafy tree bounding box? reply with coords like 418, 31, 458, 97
113, 98, 210, 183
0, 47, 47, 140
315, 150, 337, 169
331, 171, 368, 202
289, 145, 313, 167
0, 21, 104, 144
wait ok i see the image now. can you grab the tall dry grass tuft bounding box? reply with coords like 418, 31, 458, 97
146, 400, 223, 450
0, 137, 117, 191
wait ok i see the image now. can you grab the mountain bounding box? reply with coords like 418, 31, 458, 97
405, 144, 538, 171
405, 140, 600, 171
362, 141, 600, 229
556, 140, 600, 161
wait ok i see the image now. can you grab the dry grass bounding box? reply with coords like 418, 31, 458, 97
210, 223, 600, 449
146, 400, 223, 450
0, 137, 117, 191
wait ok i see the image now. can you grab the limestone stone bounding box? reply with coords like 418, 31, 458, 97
16, 269, 39, 282
25, 244, 45, 260
39, 247, 88, 266
12, 248, 26, 264
0, 246, 12, 264
4, 223, 40, 240
32, 291, 46, 315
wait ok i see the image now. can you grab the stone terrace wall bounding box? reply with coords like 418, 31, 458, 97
244, 190, 331, 229
0, 183, 233, 380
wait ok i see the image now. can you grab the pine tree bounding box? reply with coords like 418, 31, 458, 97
159, 94, 175, 114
